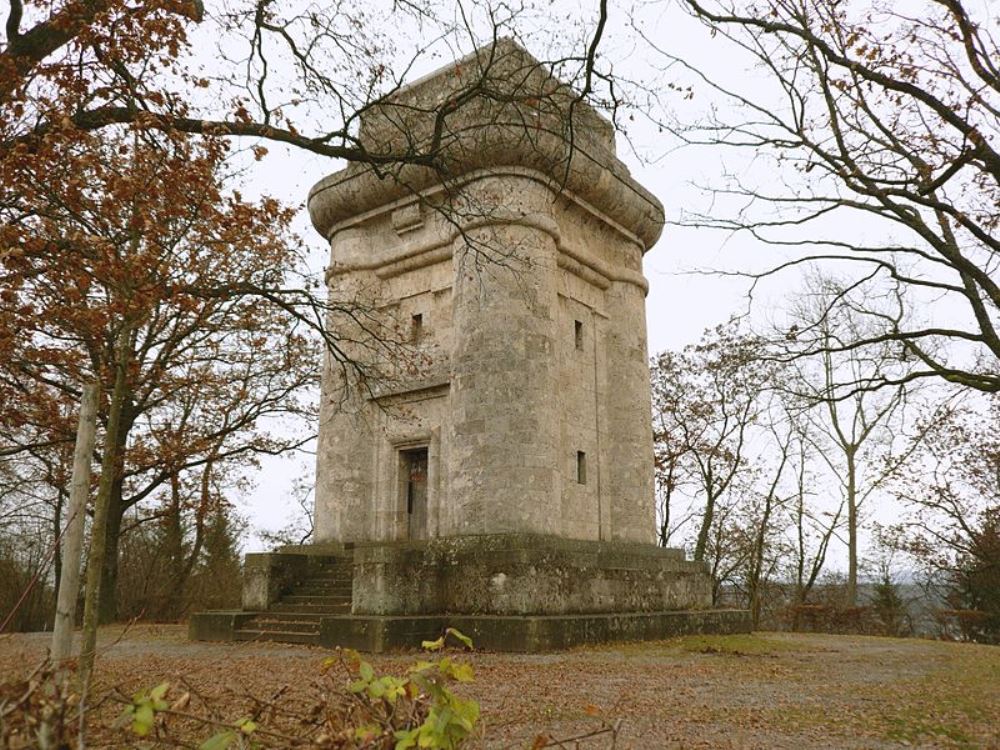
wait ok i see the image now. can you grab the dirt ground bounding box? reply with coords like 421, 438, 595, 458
0, 625, 997, 749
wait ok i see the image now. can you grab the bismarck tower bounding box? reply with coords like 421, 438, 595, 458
191, 40, 749, 651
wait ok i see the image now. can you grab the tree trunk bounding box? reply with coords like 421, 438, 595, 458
694, 494, 715, 563
51, 382, 99, 662
796, 498, 806, 597
846, 451, 858, 607
96, 397, 133, 625
657, 468, 673, 548
97, 474, 124, 624
79, 326, 131, 687
162, 474, 185, 618
51, 489, 63, 618
749, 497, 773, 628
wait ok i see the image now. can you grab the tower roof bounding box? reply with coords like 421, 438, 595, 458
308, 39, 665, 249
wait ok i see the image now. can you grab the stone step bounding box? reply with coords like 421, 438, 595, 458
301, 574, 354, 583
293, 586, 352, 596
251, 610, 328, 622
282, 594, 352, 605
243, 618, 320, 634
227, 557, 355, 648
296, 576, 353, 585
270, 602, 352, 614
298, 578, 352, 588
234, 629, 320, 645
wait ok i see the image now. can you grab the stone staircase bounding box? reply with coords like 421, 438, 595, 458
233, 556, 353, 645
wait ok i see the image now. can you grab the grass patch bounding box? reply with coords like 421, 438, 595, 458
604, 632, 814, 658
875, 645, 1000, 749
759, 638, 1000, 748
884, 713, 974, 747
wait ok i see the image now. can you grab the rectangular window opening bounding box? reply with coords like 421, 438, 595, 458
411, 313, 423, 343
576, 451, 587, 484
574, 319, 584, 350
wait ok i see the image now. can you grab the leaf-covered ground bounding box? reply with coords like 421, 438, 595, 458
0, 626, 997, 748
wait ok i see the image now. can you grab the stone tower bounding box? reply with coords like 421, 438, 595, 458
309, 41, 662, 548
191, 40, 749, 651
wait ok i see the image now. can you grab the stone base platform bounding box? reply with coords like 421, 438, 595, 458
350, 534, 716, 616
191, 608, 751, 653
189, 534, 751, 652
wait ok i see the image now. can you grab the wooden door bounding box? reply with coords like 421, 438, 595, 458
403, 448, 428, 540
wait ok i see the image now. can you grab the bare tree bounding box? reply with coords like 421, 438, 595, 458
788, 426, 842, 614
652, 386, 693, 548
782, 277, 918, 605
650, 0, 1000, 393
743, 417, 795, 626
885, 392, 1000, 642
650, 323, 773, 562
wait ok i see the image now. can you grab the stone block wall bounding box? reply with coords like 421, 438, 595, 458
349, 535, 712, 616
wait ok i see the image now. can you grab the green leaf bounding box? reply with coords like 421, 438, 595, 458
149, 682, 170, 701
445, 628, 474, 649
383, 677, 407, 703
355, 724, 380, 742
131, 703, 154, 736
434, 706, 453, 733
449, 662, 474, 683
394, 727, 419, 750
359, 660, 374, 681
455, 697, 480, 728
199, 729, 237, 750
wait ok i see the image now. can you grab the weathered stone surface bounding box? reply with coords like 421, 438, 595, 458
310, 43, 663, 549
308, 40, 663, 250
317, 610, 751, 653
241, 553, 308, 610
188, 611, 257, 642
350, 534, 711, 616
190, 604, 752, 653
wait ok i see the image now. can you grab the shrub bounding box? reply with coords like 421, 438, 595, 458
117, 628, 480, 748
949, 512, 1000, 644
0, 538, 54, 633
0, 664, 77, 749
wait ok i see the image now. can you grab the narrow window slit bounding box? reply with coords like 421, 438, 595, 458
574, 320, 584, 350
577, 451, 587, 484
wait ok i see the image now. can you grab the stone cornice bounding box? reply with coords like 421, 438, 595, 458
308, 132, 665, 250
325, 203, 650, 295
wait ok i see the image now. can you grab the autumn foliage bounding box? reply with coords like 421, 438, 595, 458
1, 117, 324, 616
